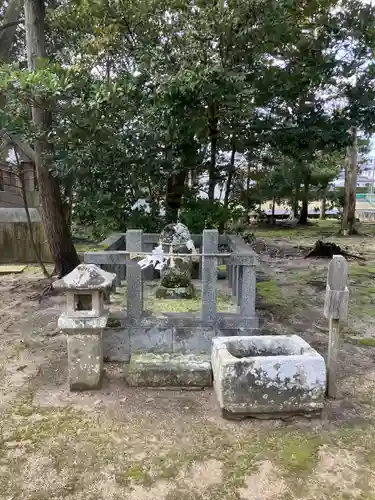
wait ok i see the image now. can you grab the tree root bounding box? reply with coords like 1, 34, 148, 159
305, 240, 365, 260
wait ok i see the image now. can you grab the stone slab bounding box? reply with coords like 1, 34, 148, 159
0, 264, 26, 274
211, 335, 326, 417
124, 353, 212, 387
103, 328, 130, 362
67, 333, 103, 390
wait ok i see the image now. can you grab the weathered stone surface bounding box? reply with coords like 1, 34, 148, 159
215, 313, 259, 330
58, 312, 108, 332
67, 333, 103, 390
124, 353, 212, 387
54, 264, 116, 290
155, 284, 195, 299
103, 328, 130, 362
160, 223, 193, 248
173, 327, 214, 354
130, 326, 173, 353
216, 328, 261, 337
212, 335, 326, 417
201, 229, 218, 322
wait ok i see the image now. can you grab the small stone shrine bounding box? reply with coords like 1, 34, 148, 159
139, 222, 197, 299
54, 264, 116, 390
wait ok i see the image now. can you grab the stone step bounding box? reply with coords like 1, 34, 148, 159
124, 353, 212, 388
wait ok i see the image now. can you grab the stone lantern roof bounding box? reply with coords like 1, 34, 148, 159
54, 264, 116, 291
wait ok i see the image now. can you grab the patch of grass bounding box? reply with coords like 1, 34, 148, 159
115, 465, 153, 486
359, 338, 375, 347
145, 293, 235, 314
110, 283, 236, 314
74, 243, 106, 254
254, 219, 341, 241
349, 262, 375, 280
257, 280, 285, 307
24, 264, 55, 275
276, 434, 322, 474
217, 264, 227, 272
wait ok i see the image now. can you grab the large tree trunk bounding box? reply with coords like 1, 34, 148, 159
0, 0, 23, 62
341, 127, 358, 235
165, 170, 188, 223
207, 102, 218, 201
298, 174, 310, 225
24, 0, 79, 277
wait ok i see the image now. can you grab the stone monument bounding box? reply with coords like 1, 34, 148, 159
139, 222, 197, 299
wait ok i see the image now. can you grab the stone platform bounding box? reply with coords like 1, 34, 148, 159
124, 353, 212, 388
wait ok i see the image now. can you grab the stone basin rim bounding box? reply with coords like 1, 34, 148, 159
212, 334, 323, 361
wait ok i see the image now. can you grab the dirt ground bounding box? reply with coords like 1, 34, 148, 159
2, 220, 375, 499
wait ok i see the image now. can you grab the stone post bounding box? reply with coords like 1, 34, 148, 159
54, 264, 116, 391
201, 229, 218, 322
324, 255, 349, 398
126, 230, 143, 321
239, 265, 257, 317
232, 266, 238, 297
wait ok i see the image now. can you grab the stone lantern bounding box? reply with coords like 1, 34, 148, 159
54, 264, 116, 391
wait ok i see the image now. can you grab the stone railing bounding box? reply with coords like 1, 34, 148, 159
84, 230, 258, 326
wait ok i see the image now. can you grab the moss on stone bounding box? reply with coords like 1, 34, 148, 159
161, 268, 191, 288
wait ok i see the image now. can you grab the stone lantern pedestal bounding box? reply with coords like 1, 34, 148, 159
54, 264, 116, 391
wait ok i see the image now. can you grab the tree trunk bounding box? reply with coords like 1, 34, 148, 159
271, 196, 276, 225
341, 127, 358, 235
62, 175, 74, 232
223, 136, 236, 209
0, 0, 23, 62
320, 186, 327, 220
298, 174, 310, 225
165, 170, 188, 223
24, 0, 79, 277
292, 182, 300, 218
207, 102, 218, 201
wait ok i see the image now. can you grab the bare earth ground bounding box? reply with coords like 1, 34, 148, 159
2, 220, 375, 499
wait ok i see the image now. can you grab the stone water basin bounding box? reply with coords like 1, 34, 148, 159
211, 335, 326, 419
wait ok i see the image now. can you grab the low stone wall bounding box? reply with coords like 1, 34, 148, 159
0, 208, 52, 263
104, 313, 260, 362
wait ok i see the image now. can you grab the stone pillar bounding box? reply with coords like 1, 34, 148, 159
201, 229, 218, 323
54, 264, 116, 391
240, 265, 256, 317
232, 266, 238, 297
236, 266, 243, 307
126, 230, 143, 322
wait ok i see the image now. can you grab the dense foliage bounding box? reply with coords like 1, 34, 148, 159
1, 0, 375, 237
